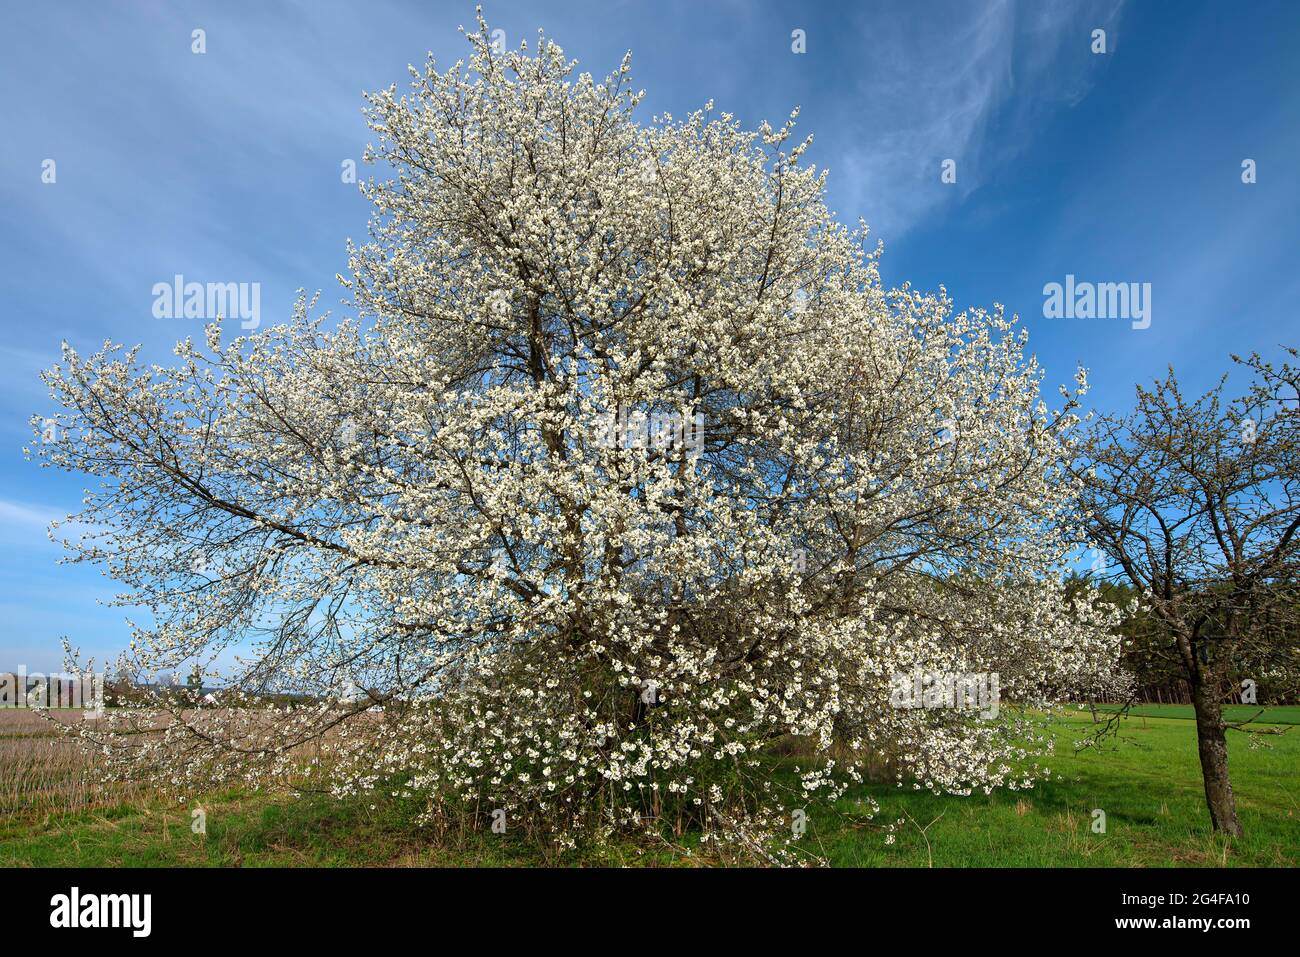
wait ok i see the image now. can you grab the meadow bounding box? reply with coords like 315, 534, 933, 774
1, 705, 1295, 867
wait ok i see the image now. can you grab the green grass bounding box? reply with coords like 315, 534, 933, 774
0, 790, 684, 868
1094, 703, 1300, 725
806, 708, 1298, 867
2, 707, 1296, 867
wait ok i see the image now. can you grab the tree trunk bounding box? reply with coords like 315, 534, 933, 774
1190, 682, 1243, 837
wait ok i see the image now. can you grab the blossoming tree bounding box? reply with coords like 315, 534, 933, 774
32, 15, 1120, 852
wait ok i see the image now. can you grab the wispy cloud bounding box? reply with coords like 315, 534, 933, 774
830, 0, 1126, 240
0, 498, 94, 553
0, 498, 61, 531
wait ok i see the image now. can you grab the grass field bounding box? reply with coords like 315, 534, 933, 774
1096, 703, 1300, 725
2, 705, 1296, 867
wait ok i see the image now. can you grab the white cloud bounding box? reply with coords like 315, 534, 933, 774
831, 0, 1126, 240
0, 499, 94, 552
0, 499, 61, 530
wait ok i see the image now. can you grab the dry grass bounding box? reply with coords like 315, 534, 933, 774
767, 733, 900, 783
0, 706, 370, 827
0, 709, 151, 821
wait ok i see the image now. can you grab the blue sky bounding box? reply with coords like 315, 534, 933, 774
2, 0, 1298, 671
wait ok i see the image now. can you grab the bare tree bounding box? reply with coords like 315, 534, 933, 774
1077, 350, 1300, 837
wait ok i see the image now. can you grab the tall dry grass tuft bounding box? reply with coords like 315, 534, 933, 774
0, 710, 149, 821
0, 707, 370, 826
